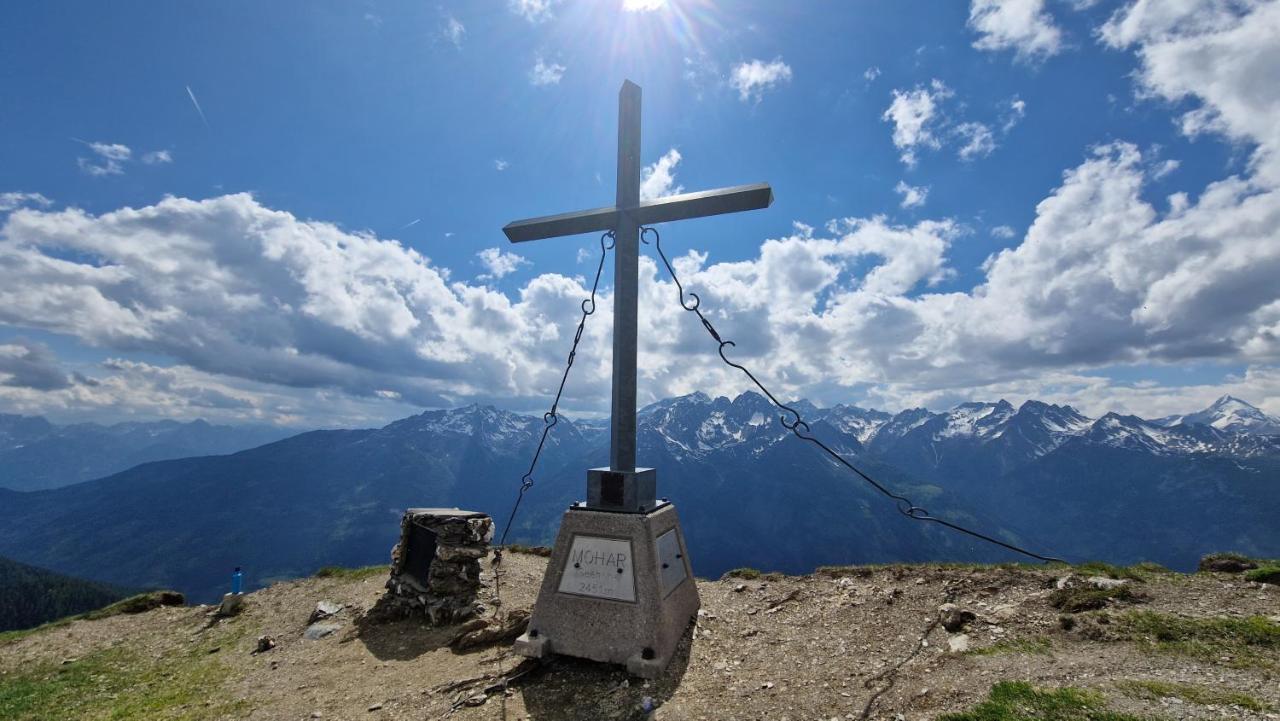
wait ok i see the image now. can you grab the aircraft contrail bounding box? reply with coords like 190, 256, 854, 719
186, 85, 209, 128
401, 218, 422, 230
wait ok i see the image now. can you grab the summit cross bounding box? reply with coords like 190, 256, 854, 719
503, 79, 773, 474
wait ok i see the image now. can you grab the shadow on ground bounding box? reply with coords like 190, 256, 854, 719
351, 615, 458, 661
516, 624, 693, 721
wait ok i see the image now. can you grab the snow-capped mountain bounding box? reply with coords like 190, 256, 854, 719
2, 391, 1276, 604
1158, 395, 1280, 436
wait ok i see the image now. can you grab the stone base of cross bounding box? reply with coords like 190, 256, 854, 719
505, 80, 773, 677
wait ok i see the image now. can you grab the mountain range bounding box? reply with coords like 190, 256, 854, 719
0, 414, 294, 491
0, 393, 1276, 603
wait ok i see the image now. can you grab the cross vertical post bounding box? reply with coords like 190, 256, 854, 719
611, 80, 641, 474
506, 79, 772, 677
501, 78, 773, 506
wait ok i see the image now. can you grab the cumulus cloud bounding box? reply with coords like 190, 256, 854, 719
968, 0, 1064, 61
529, 57, 566, 86
863, 66, 881, 82
0, 339, 72, 391
640, 149, 683, 201
884, 84, 1021, 165
894, 180, 929, 208
4, 4, 1278, 422
0, 194, 617, 417
494, 159, 510, 171
991, 225, 1016, 239
1101, 0, 1280, 186
476, 247, 530, 280
882, 80, 952, 167
729, 58, 792, 102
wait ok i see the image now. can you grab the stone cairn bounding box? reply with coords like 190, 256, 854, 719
384, 508, 493, 625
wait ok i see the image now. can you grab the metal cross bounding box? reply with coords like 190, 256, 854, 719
503, 80, 773, 473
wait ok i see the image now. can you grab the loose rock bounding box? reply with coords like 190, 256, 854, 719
309, 600, 343, 624
304, 622, 342, 640
938, 603, 977, 632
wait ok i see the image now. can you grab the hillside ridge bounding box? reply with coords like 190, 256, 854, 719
2, 552, 1278, 720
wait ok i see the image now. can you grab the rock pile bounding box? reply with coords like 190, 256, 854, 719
383, 508, 494, 625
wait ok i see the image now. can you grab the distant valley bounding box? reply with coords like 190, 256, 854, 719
0, 394, 1276, 603
0, 415, 295, 491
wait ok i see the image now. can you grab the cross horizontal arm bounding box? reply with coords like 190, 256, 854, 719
503, 183, 773, 243
632, 183, 774, 227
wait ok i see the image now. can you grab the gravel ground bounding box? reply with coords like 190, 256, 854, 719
2, 553, 1277, 721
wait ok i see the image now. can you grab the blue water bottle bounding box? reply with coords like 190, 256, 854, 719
231, 566, 244, 595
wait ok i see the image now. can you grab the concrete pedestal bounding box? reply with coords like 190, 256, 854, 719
513, 503, 699, 678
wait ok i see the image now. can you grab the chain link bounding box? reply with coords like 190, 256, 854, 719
641, 225, 1067, 565
496, 230, 615, 551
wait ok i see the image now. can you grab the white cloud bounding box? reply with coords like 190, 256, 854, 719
476, 247, 530, 280
0, 192, 52, 212
529, 57, 566, 86
729, 58, 793, 102
955, 121, 997, 160
76, 141, 131, 176
441, 15, 465, 48
141, 150, 173, 165
623, 0, 666, 10
1002, 96, 1027, 132
991, 224, 1016, 239
510, 0, 556, 23
1101, 0, 1280, 186
968, 0, 1064, 61
894, 180, 929, 208
863, 66, 881, 82
640, 148, 683, 201
882, 80, 952, 167
0, 194, 623, 419
1152, 158, 1179, 179
5, 4, 1280, 423
494, 159, 510, 171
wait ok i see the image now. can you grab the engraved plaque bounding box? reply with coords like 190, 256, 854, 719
558, 535, 636, 602
656, 528, 688, 597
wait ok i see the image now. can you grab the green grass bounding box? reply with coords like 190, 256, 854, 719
939, 681, 1152, 720
724, 567, 762, 580
1244, 566, 1280, 585
0, 634, 246, 720
1198, 552, 1258, 573
965, 636, 1053, 657
0, 591, 184, 647
1118, 611, 1280, 669
1114, 679, 1271, 712
1074, 562, 1171, 581
313, 564, 388, 580
1049, 584, 1144, 613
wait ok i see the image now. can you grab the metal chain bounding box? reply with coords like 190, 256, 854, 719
641, 225, 1067, 565
496, 230, 615, 552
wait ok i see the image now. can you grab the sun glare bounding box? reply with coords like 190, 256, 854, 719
622, 0, 668, 11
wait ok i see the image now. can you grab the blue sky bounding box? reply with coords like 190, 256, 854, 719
1, 0, 1278, 427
